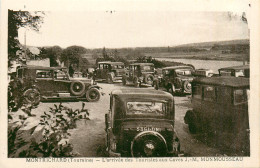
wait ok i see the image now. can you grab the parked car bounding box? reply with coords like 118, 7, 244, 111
94, 61, 125, 83
193, 69, 214, 77
9, 65, 103, 107
105, 88, 180, 157
184, 77, 249, 155
218, 65, 249, 78
122, 63, 155, 87
154, 65, 195, 94
73, 71, 83, 78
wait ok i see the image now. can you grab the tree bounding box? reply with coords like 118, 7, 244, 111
8, 10, 44, 68
60, 46, 87, 67
38, 46, 63, 66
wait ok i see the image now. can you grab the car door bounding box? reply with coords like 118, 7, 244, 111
35, 69, 56, 97
53, 69, 71, 94
201, 85, 218, 131
95, 63, 103, 79
101, 64, 110, 79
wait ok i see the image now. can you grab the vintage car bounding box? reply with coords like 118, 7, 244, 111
94, 61, 125, 83
9, 65, 102, 107
218, 65, 249, 78
122, 63, 155, 87
184, 77, 249, 154
154, 65, 195, 94
193, 69, 214, 77
105, 88, 180, 157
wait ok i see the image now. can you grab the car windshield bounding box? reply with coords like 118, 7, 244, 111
234, 89, 249, 104
175, 69, 192, 76
219, 70, 232, 76
113, 65, 124, 69
36, 70, 52, 79
126, 101, 166, 116
54, 69, 68, 80
141, 65, 154, 71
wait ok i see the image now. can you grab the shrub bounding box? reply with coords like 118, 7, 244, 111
8, 103, 89, 157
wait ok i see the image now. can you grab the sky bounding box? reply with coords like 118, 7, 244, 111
18, 11, 249, 49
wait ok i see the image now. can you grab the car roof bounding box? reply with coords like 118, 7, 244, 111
129, 63, 154, 66
219, 65, 249, 70
193, 76, 249, 87
18, 65, 66, 70
98, 61, 124, 65
111, 88, 173, 100
162, 66, 193, 70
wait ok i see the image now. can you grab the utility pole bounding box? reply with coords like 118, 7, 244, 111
24, 29, 27, 62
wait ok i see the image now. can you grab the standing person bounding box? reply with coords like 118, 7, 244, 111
69, 64, 74, 77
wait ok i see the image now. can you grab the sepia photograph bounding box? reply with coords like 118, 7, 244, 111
1, 0, 260, 167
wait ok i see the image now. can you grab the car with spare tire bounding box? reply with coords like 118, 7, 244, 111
105, 88, 180, 157
9, 65, 103, 108
154, 65, 195, 95
94, 61, 125, 83
122, 63, 155, 87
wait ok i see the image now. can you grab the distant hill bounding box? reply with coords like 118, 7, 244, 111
175, 39, 249, 48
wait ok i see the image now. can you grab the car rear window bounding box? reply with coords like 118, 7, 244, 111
126, 101, 166, 116
203, 86, 216, 101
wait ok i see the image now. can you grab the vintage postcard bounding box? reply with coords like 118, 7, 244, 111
0, 0, 259, 167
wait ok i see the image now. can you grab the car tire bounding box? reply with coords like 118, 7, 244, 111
86, 88, 101, 102
23, 88, 41, 106
131, 132, 167, 157
70, 81, 85, 96
144, 74, 154, 85
183, 80, 192, 93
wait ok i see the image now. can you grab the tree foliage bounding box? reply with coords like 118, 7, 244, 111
8, 10, 44, 68
60, 46, 87, 67
38, 46, 63, 67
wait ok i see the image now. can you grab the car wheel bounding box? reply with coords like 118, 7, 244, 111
144, 74, 154, 85
131, 132, 167, 157
23, 88, 41, 106
133, 78, 140, 87
86, 88, 101, 102
183, 80, 192, 93
70, 81, 85, 96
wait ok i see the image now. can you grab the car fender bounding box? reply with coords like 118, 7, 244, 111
88, 85, 102, 90
88, 85, 105, 95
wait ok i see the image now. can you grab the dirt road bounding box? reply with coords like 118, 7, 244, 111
39, 83, 221, 157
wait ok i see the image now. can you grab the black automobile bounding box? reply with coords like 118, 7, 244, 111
105, 88, 180, 157
122, 63, 155, 87
9, 65, 103, 109
184, 77, 250, 155
154, 65, 195, 95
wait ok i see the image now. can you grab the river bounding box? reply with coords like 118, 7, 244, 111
156, 58, 245, 73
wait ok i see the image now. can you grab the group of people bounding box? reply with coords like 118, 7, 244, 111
68, 64, 94, 78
